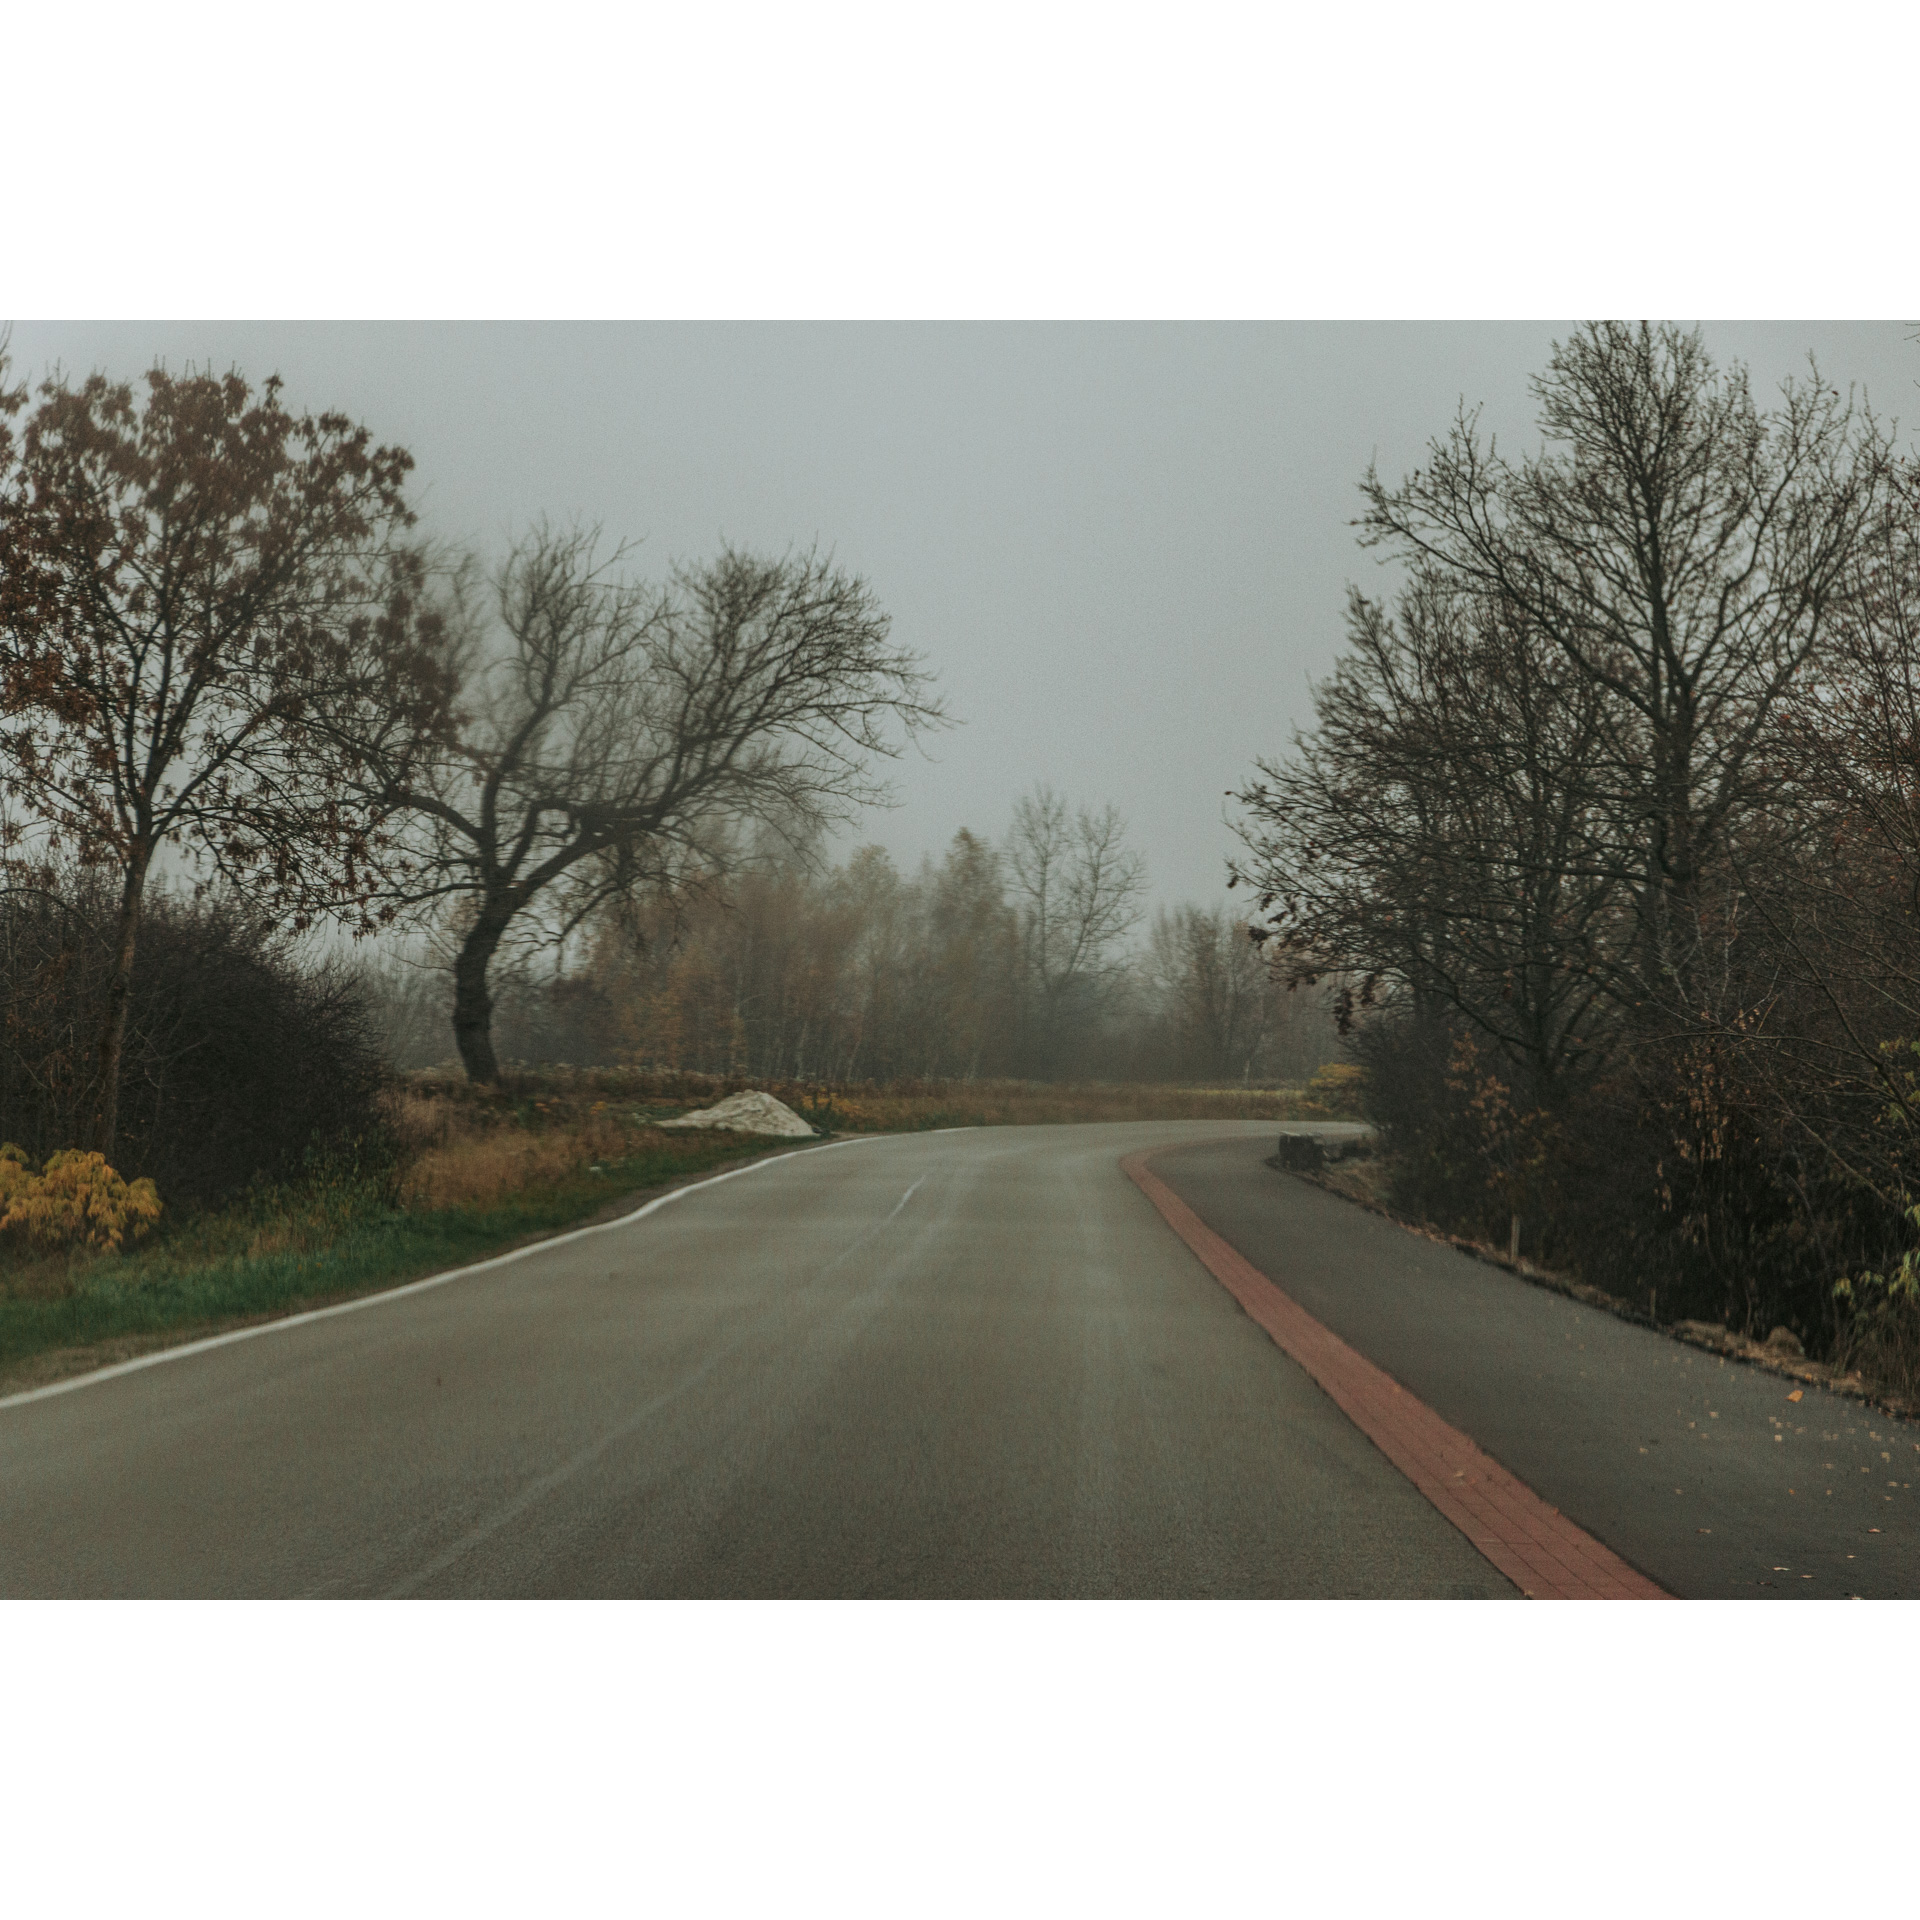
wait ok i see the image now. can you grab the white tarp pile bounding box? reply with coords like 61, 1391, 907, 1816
660, 1091, 816, 1138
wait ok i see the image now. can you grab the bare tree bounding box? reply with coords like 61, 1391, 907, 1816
0, 360, 446, 1153
1232, 324, 1918, 1348
1359, 321, 1895, 1001
1004, 784, 1146, 1075
1144, 903, 1275, 1084
369, 524, 943, 1082
1232, 570, 1627, 1097
1702, 469, 1920, 1203
922, 830, 1019, 1080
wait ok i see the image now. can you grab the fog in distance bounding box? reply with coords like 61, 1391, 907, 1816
8, 320, 1912, 908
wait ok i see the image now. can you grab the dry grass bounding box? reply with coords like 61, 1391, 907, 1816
808, 1081, 1325, 1129
409, 1066, 1347, 1130
382, 1081, 668, 1211
374, 1069, 1351, 1208
380, 1081, 510, 1157
401, 1121, 636, 1211
1311, 1150, 1394, 1208
0, 1245, 88, 1301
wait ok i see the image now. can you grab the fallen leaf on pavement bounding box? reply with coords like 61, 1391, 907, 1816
1787, 1389, 1803, 1402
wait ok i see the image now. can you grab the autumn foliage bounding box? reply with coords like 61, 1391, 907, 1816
0, 356, 450, 1155
0, 1142, 161, 1252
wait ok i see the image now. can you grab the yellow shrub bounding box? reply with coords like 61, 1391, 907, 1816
1304, 1062, 1367, 1115
0, 1142, 35, 1212
0, 1144, 164, 1253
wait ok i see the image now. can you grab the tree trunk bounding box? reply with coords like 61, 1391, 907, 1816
452, 915, 509, 1083
95, 841, 154, 1159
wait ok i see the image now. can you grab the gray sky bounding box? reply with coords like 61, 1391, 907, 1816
8, 321, 1915, 913
9, 12, 1917, 1861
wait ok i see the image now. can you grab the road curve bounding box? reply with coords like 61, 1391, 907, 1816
0, 1122, 1514, 1598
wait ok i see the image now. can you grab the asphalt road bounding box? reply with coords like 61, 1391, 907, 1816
0, 1122, 1515, 1599
1154, 1136, 1920, 1599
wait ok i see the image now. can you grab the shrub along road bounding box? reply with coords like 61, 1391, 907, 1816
2, 1120, 1908, 1598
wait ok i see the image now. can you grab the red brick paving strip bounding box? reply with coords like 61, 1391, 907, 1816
1122, 1150, 1670, 1600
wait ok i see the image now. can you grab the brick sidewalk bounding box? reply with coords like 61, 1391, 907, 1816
1123, 1150, 1669, 1600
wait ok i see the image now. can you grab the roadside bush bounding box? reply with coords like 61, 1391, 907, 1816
1302, 1061, 1366, 1117
0, 1143, 162, 1251
0, 878, 390, 1212
1832, 1228, 1920, 1401
1351, 1012, 1497, 1227
0, 1142, 32, 1212
1350, 1001, 1892, 1349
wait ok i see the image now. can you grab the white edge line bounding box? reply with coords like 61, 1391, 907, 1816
0, 1132, 881, 1415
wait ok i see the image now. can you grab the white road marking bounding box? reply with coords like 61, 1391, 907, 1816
0, 1134, 880, 1415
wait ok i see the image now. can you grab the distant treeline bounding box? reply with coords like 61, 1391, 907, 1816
368, 802, 1344, 1089
1234, 321, 1920, 1390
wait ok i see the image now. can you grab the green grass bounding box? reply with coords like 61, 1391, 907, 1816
0, 1132, 798, 1390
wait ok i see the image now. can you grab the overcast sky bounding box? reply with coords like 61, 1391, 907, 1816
7, 320, 1915, 914
10, 5, 1918, 1876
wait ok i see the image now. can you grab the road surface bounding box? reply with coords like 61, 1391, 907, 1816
0, 1122, 1513, 1598
8, 1121, 1908, 1597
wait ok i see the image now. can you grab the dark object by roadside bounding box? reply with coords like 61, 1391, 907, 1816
1274, 1132, 1325, 1171
1767, 1325, 1806, 1358
1274, 1130, 1372, 1172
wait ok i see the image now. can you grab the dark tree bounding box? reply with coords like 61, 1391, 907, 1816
1709, 465, 1920, 1203
1233, 571, 1626, 1099
1143, 902, 1276, 1085
0, 360, 449, 1154
1358, 321, 1895, 1003
368, 524, 943, 1083
1233, 323, 1918, 1347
